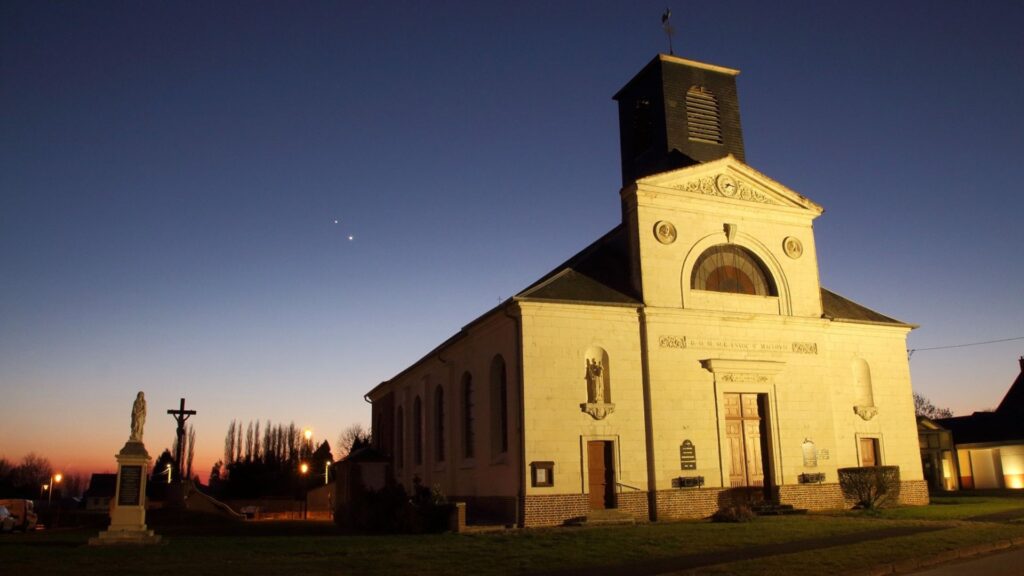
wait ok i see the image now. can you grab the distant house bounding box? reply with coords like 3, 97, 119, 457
936, 357, 1024, 490
83, 473, 117, 511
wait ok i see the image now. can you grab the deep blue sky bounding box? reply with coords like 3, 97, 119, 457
2, 1, 1022, 476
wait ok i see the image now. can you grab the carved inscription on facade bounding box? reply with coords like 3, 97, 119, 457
658, 336, 818, 355
720, 373, 770, 383
672, 175, 779, 206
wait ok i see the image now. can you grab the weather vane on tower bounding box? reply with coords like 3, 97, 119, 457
662, 8, 675, 55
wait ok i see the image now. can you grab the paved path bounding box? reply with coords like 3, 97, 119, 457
964, 507, 1024, 523
532, 526, 944, 576
908, 545, 1024, 575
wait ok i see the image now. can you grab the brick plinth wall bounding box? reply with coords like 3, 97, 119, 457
522, 492, 651, 527
523, 494, 588, 527
898, 479, 929, 505
778, 483, 848, 510
616, 491, 650, 519
655, 488, 726, 520
780, 479, 931, 510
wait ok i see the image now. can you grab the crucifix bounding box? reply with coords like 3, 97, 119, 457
167, 398, 196, 482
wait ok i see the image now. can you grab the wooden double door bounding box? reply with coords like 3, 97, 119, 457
587, 441, 616, 510
724, 393, 772, 490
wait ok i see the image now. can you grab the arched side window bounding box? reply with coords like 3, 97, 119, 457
853, 358, 874, 406
490, 355, 508, 455
852, 358, 878, 421
691, 244, 776, 296
686, 85, 722, 144
395, 406, 404, 469
413, 396, 423, 466
462, 372, 475, 459
434, 385, 445, 462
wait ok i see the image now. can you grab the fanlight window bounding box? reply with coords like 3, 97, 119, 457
691, 245, 776, 296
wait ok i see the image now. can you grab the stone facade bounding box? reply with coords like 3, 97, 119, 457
365, 54, 925, 528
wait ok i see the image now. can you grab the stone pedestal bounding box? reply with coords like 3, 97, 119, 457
90, 441, 162, 545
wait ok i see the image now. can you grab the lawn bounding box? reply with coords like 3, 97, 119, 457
5, 496, 1024, 576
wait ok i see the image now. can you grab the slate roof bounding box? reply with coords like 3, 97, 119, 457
84, 473, 117, 498
517, 226, 911, 328
820, 288, 911, 327
517, 225, 639, 304
937, 358, 1024, 445
996, 358, 1024, 415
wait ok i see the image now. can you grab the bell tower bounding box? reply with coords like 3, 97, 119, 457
613, 54, 745, 186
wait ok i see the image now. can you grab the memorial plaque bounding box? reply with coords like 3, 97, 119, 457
118, 465, 143, 506
802, 440, 818, 467
680, 440, 697, 470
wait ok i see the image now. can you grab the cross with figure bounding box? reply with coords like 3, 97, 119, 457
167, 398, 196, 482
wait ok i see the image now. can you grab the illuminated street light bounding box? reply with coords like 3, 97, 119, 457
47, 472, 62, 505
300, 462, 309, 475
165, 463, 173, 484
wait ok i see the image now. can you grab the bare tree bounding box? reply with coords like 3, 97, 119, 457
11, 453, 53, 492
186, 425, 196, 480
224, 420, 237, 465
914, 393, 954, 419
336, 423, 371, 459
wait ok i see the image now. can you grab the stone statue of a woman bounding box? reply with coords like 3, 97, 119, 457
130, 391, 146, 442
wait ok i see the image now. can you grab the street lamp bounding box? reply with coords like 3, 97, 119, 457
298, 462, 309, 520
165, 463, 173, 484
47, 473, 62, 505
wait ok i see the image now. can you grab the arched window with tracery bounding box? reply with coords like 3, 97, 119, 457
462, 372, 475, 459
490, 355, 508, 455
434, 385, 445, 462
413, 396, 423, 465
395, 406, 404, 469
691, 244, 776, 296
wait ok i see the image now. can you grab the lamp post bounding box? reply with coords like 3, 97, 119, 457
47, 473, 62, 505
299, 462, 309, 520
165, 463, 173, 484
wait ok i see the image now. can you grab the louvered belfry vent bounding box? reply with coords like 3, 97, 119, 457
685, 86, 722, 144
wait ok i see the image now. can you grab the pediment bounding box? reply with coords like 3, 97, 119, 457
635, 156, 824, 215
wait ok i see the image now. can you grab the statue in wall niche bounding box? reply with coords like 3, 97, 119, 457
587, 358, 605, 404
130, 391, 146, 442
581, 357, 615, 420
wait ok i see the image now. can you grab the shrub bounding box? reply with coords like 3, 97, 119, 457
712, 505, 755, 523
838, 466, 901, 509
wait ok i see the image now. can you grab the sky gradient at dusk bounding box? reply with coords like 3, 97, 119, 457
2, 1, 1022, 481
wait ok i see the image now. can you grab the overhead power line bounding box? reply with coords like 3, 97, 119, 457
907, 336, 1024, 359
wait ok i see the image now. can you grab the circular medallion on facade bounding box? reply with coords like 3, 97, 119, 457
716, 174, 738, 197
783, 236, 804, 259
654, 221, 677, 244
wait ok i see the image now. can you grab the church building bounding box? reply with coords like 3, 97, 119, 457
365, 54, 928, 527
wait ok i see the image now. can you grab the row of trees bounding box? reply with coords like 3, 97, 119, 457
207, 420, 335, 499
0, 453, 86, 500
